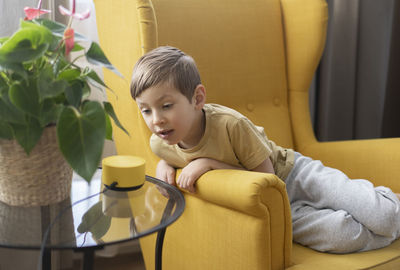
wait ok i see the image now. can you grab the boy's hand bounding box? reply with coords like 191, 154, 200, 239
156, 159, 176, 186
177, 158, 213, 193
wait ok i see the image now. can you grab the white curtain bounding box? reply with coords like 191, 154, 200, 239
72, 0, 106, 102
72, 0, 118, 161
0, 0, 37, 36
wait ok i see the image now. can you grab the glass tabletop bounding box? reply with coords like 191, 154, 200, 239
0, 169, 185, 250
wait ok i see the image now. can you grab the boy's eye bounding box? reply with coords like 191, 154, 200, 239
163, 103, 173, 109
141, 109, 151, 114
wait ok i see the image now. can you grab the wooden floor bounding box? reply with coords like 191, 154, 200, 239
72, 252, 146, 270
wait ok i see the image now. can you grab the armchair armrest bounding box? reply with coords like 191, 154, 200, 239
301, 138, 400, 192
192, 169, 290, 217
173, 169, 293, 269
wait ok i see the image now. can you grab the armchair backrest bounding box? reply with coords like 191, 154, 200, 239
94, 0, 327, 175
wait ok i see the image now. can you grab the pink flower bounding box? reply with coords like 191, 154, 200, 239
57, 0, 90, 56
24, 0, 50, 20
58, 1, 90, 21
63, 28, 75, 56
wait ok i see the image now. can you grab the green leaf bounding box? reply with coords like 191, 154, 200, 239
64, 82, 83, 108
105, 112, 112, 140
20, 19, 53, 43
9, 81, 40, 117
72, 43, 85, 52
0, 62, 27, 78
46, 80, 68, 99
11, 116, 43, 154
85, 42, 122, 77
103, 101, 129, 136
52, 55, 69, 75
86, 70, 107, 88
0, 87, 25, 124
77, 201, 111, 239
0, 20, 53, 63
0, 37, 9, 45
39, 100, 63, 127
57, 101, 106, 181
29, 19, 63, 50
34, 18, 65, 37
58, 68, 81, 81
35, 18, 87, 42
4, 41, 49, 63
37, 66, 68, 101
0, 74, 6, 87
0, 121, 14, 139
81, 81, 91, 99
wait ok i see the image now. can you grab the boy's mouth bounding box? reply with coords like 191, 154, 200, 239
157, 129, 173, 139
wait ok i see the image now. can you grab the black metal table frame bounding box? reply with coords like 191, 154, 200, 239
0, 175, 185, 270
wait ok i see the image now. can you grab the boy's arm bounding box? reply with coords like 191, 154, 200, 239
177, 158, 243, 193
251, 157, 275, 174
178, 157, 275, 193
156, 159, 177, 186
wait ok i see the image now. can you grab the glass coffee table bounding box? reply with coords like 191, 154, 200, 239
0, 169, 185, 270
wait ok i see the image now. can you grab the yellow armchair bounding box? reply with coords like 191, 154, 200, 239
94, 0, 400, 269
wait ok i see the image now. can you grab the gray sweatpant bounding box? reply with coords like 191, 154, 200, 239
285, 152, 400, 253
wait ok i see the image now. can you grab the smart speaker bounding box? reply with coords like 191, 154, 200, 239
101, 155, 145, 191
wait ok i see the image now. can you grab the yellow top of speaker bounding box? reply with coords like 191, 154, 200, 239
102, 155, 145, 189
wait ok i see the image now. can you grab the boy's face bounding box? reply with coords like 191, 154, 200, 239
136, 82, 205, 149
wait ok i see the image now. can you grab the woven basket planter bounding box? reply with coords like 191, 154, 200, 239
0, 126, 73, 206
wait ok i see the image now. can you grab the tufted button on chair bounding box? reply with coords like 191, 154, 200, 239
94, 0, 400, 269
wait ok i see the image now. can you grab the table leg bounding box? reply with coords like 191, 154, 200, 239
41, 205, 51, 270
82, 249, 94, 270
155, 228, 166, 270
155, 199, 175, 270
43, 249, 51, 270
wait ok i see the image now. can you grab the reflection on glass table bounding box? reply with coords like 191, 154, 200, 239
0, 169, 185, 270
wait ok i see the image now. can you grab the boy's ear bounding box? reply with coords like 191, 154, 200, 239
193, 84, 206, 109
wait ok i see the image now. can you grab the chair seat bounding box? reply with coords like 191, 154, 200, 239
289, 240, 400, 269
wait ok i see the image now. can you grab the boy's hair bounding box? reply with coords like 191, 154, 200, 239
130, 46, 201, 101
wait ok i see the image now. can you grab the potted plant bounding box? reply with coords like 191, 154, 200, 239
0, 0, 127, 206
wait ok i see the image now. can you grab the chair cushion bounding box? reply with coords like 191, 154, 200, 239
289, 240, 400, 269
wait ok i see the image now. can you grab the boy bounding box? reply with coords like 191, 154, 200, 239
130, 46, 400, 253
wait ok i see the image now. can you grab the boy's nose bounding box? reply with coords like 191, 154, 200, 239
152, 112, 165, 125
